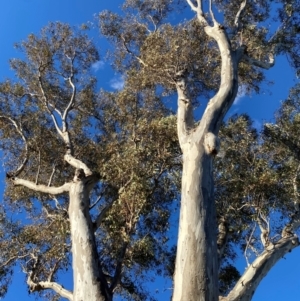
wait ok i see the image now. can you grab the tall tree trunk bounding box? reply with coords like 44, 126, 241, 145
171, 17, 242, 299
172, 142, 219, 301
69, 177, 111, 301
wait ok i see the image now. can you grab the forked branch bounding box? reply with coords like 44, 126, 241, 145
25, 254, 73, 301
64, 154, 93, 176
186, 0, 208, 25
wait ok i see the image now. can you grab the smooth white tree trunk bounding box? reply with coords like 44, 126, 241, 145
173, 144, 218, 301
69, 178, 112, 301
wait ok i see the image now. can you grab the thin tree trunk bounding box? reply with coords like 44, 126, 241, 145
69, 179, 111, 301
172, 143, 218, 301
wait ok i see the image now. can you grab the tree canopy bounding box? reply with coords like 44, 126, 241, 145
0, 0, 300, 301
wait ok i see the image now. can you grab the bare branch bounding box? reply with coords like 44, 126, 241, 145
227, 236, 299, 301
110, 242, 129, 292
121, 35, 148, 68
93, 198, 118, 231
62, 74, 76, 132
209, 0, 217, 25
147, 15, 157, 32
234, 0, 247, 30
38, 74, 63, 138
242, 53, 275, 69
244, 224, 256, 267
0, 116, 28, 177
48, 165, 56, 187
186, 0, 198, 12
24, 254, 72, 300
64, 154, 93, 176
29, 280, 73, 301
48, 259, 62, 282
0, 253, 29, 270
186, 0, 208, 25
35, 150, 41, 184
174, 70, 194, 146
13, 178, 71, 195
257, 213, 270, 248
89, 193, 104, 210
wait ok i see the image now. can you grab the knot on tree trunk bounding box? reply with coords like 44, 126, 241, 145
204, 132, 220, 156
173, 69, 188, 82
73, 168, 85, 182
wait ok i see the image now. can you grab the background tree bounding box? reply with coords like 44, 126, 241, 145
0, 22, 180, 301
214, 113, 300, 300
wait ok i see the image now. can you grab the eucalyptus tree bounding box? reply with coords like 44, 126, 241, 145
0, 22, 180, 301
215, 114, 300, 301
99, 0, 300, 300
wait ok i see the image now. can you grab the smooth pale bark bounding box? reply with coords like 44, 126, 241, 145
27, 278, 73, 301
69, 176, 111, 301
172, 17, 242, 301
225, 236, 299, 301
13, 178, 71, 194
13, 172, 112, 301
173, 143, 218, 301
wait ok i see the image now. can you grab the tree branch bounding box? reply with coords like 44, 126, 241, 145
110, 242, 129, 292
93, 198, 118, 231
12, 178, 71, 195
93, 176, 133, 230
0, 115, 28, 178
257, 213, 270, 248
0, 253, 29, 270
26, 254, 73, 301
217, 217, 229, 266
234, 0, 247, 30
226, 236, 299, 301
28, 280, 73, 301
62, 71, 76, 132
38, 74, 63, 138
195, 26, 240, 138
47, 259, 62, 282
121, 35, 148, 68
244, 224, 256, 267
48, 165, 56, 187
35, 150, 41, 184
64, 154, 93, 176
186, 0, 208, 25
209, 0, 217, 25
174, 70, 194, 146
242, 53, 275, 69
186, 0, 198, 12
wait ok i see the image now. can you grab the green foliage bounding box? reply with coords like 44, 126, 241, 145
0, 21, 181, 300
0, 0, 300, 300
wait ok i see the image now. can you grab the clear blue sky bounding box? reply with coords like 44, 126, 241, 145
0, 0, 299, 300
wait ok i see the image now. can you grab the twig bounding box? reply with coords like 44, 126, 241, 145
244, 224, 256, 267
35, 150, 41, 184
